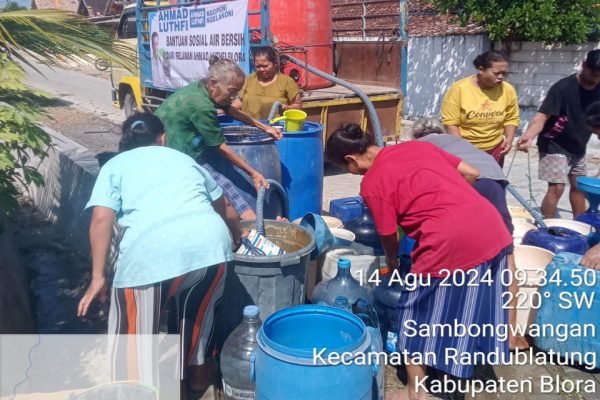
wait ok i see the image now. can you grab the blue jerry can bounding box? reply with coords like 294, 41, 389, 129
534, 252, 600, 369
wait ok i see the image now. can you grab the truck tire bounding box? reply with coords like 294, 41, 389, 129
123, 92, 138, 118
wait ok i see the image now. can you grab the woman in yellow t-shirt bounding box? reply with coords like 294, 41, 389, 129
234, 47, 302, 120
441, 51, 519, 166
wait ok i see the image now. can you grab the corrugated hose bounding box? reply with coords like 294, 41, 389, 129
256, 179, 290, 235
281, 55, 384, 147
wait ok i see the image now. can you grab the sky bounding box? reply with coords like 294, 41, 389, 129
0, 0, 32, 9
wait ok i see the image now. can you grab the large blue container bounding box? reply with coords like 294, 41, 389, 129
254, 305, 375, 400
534, 252, 600, 369
522, 227, 589, 255
329, 197, 364, 226
276, 121, 324, 221
211, 125, 284, 219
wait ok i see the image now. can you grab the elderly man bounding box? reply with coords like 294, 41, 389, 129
156, 58, 281, 220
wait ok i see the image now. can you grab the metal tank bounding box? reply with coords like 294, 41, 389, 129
249, 0, 334, 89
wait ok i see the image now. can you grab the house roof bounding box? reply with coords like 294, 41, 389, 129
331, 0, 485, 38
82, 0, 110, 16
31, 0, 84, 14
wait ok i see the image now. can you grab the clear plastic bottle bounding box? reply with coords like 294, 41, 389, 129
220, 305, 262, 400
311, 258, 374, 305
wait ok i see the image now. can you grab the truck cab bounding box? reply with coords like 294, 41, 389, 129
111, 3, 142, 117
110, 0, 403, 141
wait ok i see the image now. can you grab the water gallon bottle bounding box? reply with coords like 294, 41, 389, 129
373, 267, 403, 353
353, 299, 385, 400
344, 205, 384, 256
311, 258, 374, 305
333, 295, 352, 312
221, 305, 262, 400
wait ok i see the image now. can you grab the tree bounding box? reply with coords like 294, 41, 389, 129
430, 0, 600, 44
3, 2, 27, 11
0, 10, 135, 214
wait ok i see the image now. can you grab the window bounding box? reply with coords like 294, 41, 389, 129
118, 13, 137, 39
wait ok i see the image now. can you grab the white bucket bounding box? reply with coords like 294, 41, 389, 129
508, 206, 535, 222
330, 228, 356, 242
543, 218, 594, 236
512, 219, 536, 246
321, 248, 379, 285
513, 245, 555, 332
293, 215, 343, 229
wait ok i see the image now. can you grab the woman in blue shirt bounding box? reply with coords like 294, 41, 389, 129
77, 113, 240, 395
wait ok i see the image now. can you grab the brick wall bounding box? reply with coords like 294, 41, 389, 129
498, 41, 600, 109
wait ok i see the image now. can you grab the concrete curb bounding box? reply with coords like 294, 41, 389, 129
27, 126, 101, 255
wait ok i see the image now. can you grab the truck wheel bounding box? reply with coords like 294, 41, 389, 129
123, 92, 138, 118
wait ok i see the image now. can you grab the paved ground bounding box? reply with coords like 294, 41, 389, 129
322, 135, 600, 220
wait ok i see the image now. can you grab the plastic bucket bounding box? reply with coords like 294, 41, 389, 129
513, 245, 555, 332
513, 218, 537, 246
219, 220, 316, 333
543, 218, 594, 236
330, 228, 355, 242
269, 109, 307, 132
293, 215, 343, 229
254, 305, 375, 400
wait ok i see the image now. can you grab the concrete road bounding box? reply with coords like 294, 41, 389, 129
23, 61, 600, 220
23, 62, 124, 125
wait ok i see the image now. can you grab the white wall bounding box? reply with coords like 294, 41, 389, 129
405, 34, 490, 118
498, 41, 600, 110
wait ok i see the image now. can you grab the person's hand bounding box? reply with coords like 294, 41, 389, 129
77, 276, 108, 317
500, 137, 513, 155
252, 172, 269, 191
386, 255, 399, 271
581, 244, 600, 270
264, 125, 283, 140
516, 135, 533, 152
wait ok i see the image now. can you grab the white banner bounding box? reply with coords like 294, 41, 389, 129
149, 0, 248, 89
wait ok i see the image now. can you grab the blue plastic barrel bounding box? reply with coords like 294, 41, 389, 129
254, 305, 375, 400
534, 252, 600, 369
522, 227, 589, 255
276, 121, 324, 221
211, 125, 284, 219
218, 114, 244, 127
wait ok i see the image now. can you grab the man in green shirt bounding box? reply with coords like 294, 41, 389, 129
156, 58, 282, 220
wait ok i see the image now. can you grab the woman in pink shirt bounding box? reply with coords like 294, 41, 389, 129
326, 123, 512, 400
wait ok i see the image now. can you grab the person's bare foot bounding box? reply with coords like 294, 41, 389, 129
509, 335, 530, 351
387, 389, 427, 400
187, 360, 218, 393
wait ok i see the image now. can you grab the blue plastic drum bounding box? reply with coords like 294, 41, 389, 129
210, 125, 284, 219
276, 121, 324, 221
522, 227, 589, 255
254, 305, 375, 400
